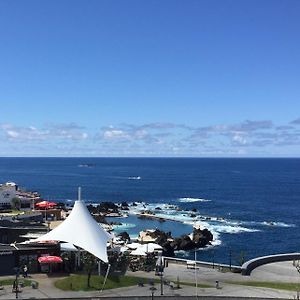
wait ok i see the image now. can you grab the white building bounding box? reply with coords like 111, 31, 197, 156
0, 182, 17, 208
0, 182, 37, 210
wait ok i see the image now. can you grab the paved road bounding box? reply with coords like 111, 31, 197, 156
0, 261, 298, 299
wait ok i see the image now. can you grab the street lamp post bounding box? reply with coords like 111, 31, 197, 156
229, 248, 232, 271
158, 256, 164, 295
293, 260, 300, 300
155, 252, 164, 295
149, 286, 157, 300
13, 267, 20, 299
160, 268, 163, 295
195, 249, 198, 299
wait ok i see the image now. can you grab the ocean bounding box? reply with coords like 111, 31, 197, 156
0, 157, 299, 265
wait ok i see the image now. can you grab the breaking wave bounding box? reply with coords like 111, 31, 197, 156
209, 224, 260, 234
261, 221, 295, 228
179, 197, 211, 203
112, 223, 136, 230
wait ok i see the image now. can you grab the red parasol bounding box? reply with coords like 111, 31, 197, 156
38, 256, 63, 264
36, 240, 58, 244
35, 201, 57, 209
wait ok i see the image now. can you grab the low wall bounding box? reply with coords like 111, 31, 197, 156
241, 252, 300, 275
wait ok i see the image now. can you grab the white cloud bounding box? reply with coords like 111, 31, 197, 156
232, 132, 248, 145
103, 129, 130, 140
7, 130, 19, 138
1, 119, 300, 156
0, 123, 88, 141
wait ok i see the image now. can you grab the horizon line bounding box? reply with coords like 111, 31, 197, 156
0, 156, 300, 159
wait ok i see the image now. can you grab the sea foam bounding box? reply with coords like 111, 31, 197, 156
261, 221, 295, 228
209, 224, 260, 234
179, 197, 211, 203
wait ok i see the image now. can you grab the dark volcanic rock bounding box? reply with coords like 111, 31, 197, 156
151, 227, 213, 257
162, 241, 175, 257
92, 214, 108, 224
171, 235, 194, 251
179, 236, 195, 250
87, 202, 119, 214
148, 229, 172, 242
193, 228, 213, 247
117, 231, 130, 242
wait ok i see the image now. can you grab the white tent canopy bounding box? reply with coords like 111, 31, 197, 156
36, 200, 112, 263
60, 242, 78, 252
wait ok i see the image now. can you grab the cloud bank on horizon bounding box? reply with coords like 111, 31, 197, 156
1, 118, 300, 157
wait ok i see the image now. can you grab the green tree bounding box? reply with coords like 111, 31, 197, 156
11, 197, 21, 210
81, 252, 98, 288
235, 250, 247, 266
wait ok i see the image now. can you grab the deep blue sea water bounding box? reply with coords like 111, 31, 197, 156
0, 157, 299, 264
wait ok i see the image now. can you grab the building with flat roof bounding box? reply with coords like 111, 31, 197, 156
0, 182, 39, 210
0, 182, 17, 209
0, 242, 60, 275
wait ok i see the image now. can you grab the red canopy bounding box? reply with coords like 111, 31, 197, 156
35, 201, 57, 209
38, 256, 63, 264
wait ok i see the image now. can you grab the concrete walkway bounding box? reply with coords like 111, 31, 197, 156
0, 261, 298, 299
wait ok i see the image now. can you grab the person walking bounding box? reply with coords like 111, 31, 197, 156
22, 265, 28, 278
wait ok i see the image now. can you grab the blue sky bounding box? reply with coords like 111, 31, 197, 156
0, 0, 299, 157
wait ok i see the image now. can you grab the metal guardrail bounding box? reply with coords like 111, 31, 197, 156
163, 256, 242, 272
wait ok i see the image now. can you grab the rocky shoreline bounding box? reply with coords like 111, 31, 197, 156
86, 201, 214, 257
137, 228, 213, 257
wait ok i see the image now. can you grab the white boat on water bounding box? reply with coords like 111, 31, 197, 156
128, 176, 141, 180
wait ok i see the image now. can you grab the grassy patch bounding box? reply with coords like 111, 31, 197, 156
55, 275, 157, 291
55, 275, 213, 291
0, 279, 33, 287
228, 281, 300, 291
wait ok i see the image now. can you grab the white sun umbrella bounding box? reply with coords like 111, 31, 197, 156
140, 243, 163, 253
119, 246, 129, 253
146, 243, 163, 251
127, 242, 141, 250
130, 248, 147, 256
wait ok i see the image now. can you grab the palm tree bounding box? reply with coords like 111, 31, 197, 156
82, 252, 98, 288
